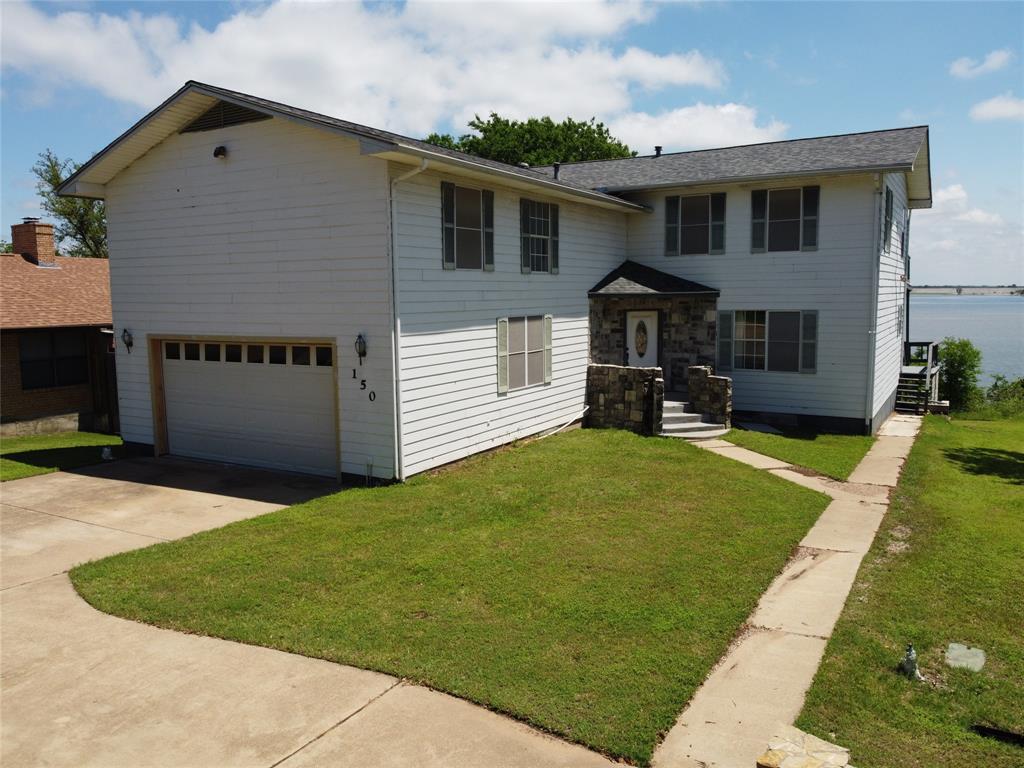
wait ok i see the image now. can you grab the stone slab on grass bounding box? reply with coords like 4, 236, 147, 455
945, 642, 986, 672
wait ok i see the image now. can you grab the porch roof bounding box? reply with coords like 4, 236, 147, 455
589, 260, 719, 298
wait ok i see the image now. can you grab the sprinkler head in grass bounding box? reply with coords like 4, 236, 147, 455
899, 643, 925, 681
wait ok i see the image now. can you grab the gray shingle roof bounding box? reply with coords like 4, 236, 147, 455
58, 81, 642, 210
589, 261, 719, 297
537, 127, 930, 192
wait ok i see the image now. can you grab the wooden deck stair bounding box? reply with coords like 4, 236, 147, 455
895, 371, 929, 414
661, 399, 729, 440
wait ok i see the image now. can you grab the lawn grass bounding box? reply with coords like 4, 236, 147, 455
723, 427, 875, 480
0, 431, 125, 482
797, 415, 1024, 767
72, 429, 828, 765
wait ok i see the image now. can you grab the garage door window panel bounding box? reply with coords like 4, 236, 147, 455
225, 344, 242, 363
204, 343, 221, 362
292, 346, 310, 365
269, 345, 287, 365
316, 347, 333, 367
247, 345, 264, 364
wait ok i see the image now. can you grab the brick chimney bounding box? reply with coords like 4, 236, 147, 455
11, 218, 56, 267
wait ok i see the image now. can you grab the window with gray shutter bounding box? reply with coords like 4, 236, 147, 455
751, 190, 767, 252
717, 311, 733, 372
665, 196, 679, 255
800, 310, 818, 373
665, 193, 725, 255
520, 199, 558, 274
441, 182, 456, 270
441, 182, 493, 271
751, 187, 819, 252
883, 187, 894, 253
496, 318, 509, 394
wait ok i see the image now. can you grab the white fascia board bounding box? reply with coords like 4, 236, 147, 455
385, 145, 648, 213
58, 180, 107, 199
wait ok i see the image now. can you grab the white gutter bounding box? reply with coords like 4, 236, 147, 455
391, 143, 648, 212
388, 159, 429, 481
863, 174, 882, 433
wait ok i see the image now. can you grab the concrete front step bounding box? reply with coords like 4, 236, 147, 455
662, 411, 704, 426
662, 425, 730, 440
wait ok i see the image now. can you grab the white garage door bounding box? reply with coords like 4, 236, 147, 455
162, 339, 337, 477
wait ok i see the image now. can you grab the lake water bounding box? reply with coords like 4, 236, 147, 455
910, 295, 1024, 385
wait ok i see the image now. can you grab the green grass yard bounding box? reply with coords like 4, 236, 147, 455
0, 431, 125, 482
72, 429, 828, 765
798, 416, 1024, 766
724, 427, 875, 480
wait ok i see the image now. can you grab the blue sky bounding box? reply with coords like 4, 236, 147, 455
2, 0, 1021, 283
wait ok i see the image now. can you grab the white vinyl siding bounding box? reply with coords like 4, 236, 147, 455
623, 174, 877, 421
104, 117, 397, 478
392, 165, 626, 476
872, 172, 909, 419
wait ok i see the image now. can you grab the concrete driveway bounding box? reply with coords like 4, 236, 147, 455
1, 457, 611, 768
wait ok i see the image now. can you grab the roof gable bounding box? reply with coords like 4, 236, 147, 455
57, 82, 645, 212
589, 261, 718, 297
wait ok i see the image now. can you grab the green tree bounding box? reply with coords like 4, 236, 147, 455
425, 113, 635, 167
32, 149, 107, 258
939, 337, 983, 411
0, 239, 11, 253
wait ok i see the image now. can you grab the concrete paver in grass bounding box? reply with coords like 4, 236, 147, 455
655, 414, 923, 767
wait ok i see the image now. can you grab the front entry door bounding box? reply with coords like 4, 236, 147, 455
626, 311, 658, 368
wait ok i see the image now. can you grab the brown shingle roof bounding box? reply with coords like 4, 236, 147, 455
1, 254, 111, 330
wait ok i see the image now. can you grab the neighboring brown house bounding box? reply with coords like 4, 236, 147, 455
1, 218, 118, 436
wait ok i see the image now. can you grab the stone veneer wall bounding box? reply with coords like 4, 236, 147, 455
589, 295, 717, 393
585, 364, 664, 436
687, 365, 732, 426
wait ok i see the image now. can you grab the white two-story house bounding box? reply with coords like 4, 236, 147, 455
58, 82, 932, 480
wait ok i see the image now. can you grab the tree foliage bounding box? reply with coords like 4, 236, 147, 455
938, 337, 983, 411
32, 149, 108, 258
425, 113, 635, 167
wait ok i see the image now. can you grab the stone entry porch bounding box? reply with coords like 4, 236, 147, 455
588, 260, 719, 395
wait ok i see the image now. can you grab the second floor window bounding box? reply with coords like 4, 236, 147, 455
441, 182, 494, 271
520, 199, 559, 274
751, 186, 819, 253
665, 193, 726, 256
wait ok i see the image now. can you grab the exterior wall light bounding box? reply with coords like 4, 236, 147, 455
213, 145, 227, 159
355, 333, 367, 365
121, 328, 134, 353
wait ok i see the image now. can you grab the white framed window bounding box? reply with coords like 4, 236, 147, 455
751, 186, 819, 252
519, 199, 559, 274
665, 192, 726, 255
496, 315, 553, 392
717, 310, 818, 373
441, 182, 494, 271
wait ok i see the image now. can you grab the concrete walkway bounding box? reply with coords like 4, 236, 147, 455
1, 458, 611, 768
653, 414, 922, 768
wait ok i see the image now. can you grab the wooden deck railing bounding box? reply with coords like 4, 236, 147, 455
898, 341, 942, 412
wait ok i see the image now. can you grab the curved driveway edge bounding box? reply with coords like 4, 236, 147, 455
1, 457, 612, 768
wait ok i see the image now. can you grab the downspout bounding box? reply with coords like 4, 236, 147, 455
863, 174, 882, 434
388, 159, 429, 481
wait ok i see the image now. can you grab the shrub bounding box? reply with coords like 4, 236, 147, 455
939, 337, 982, 411
984, 375, 1024, 417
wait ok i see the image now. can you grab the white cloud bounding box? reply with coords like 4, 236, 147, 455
912, 184, 1023, 284
954, 208, 1004, 225
969, 92, 1024, 122
0, 0, 742, 144
609, 103, 788, 153
949, 49, 1014, 79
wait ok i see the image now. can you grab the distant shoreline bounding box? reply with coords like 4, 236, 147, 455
912, 286, 1023, 296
